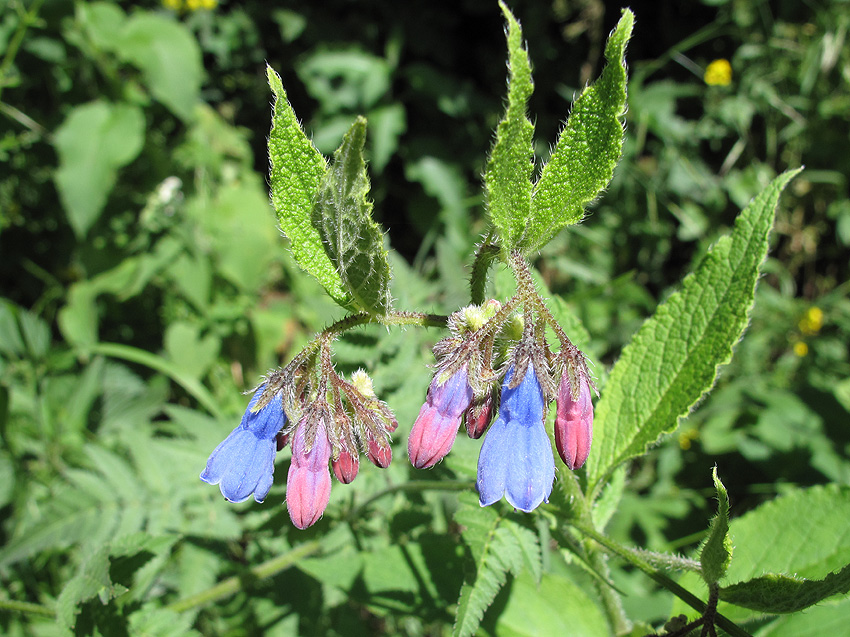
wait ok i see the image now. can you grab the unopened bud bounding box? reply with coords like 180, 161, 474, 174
367, 438, 392, 468
464, 391, 496, 439
554, 371, 593, 470
332, 448, 360, 483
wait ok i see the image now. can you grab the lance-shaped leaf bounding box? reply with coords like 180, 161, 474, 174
523, 9, 633, 254
313, 117, 392, 316
720, 566, 850, 614
267, 65, 349, 307
586, 169, 802, 493
452, 493, 541, 637
484, 1, 535, 252
699, 467, 731, 585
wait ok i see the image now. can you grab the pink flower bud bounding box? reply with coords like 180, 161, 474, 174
332, 448, 360, 484
554, 372, 593, 470
408, 366, 474, 468
367, 438, 392, 468
286, 418, 332, 530
464, 391, 496, 439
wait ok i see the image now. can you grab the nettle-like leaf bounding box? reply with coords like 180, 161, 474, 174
313, 116, 392, 316
268, 67, 392, 315
483, 4, 633, 254
267, 65, 348, 307
524, 10, 633, 253
452, 493, 542, 637
483, 1, 535, 251
699, 467, 731, 586
586, 169, 802, 493
720, 566, 850, 614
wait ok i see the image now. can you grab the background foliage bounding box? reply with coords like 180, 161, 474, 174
1, 0, 848, 635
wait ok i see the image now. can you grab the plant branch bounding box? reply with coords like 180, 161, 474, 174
570, 521, 753, 637
0, 598, 55, 618
165, 540, 322, 613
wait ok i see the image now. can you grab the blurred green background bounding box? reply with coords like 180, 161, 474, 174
1, 0, 849, 634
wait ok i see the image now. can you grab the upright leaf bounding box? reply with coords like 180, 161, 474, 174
313, 116, 392, 315
452, 494, 541, 637
586, 169, 802, 493
524, 10, 633, 253
699, 468, 731, 585
267, 65, 349, 307
484, 1, 535, 252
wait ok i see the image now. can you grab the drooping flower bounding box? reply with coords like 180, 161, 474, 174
286, 415, 333, 529
332, 447, 359, 484
408, 364, 474, 469
200, 386, 285, 503
554, 369, 593, 470
476, 365, 554, 512
464, 389, 496, 440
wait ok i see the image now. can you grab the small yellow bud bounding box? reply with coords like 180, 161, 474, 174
704, 59, 732, 86
793, 342, 809, 357
350, 369, 376, 397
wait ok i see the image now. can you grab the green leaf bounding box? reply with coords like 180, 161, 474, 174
452, 493, 542, 637
118, 13, 202, 121
267, 65, 349, 307
720, 566, 850, 614
586, 169, 802, 492
484, 1, 535, 252
313, 116, 392, 315
494, 569, 608, 637
54, 100, 145, 237
524, 10, 633, 253
699, 467, 731, 585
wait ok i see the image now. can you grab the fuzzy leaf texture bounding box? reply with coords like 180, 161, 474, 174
523, 9, 633, 253
267, 65, 349, 308
699, 467, 731, 585
719, 566, 850, 614
586, 169, 802, 492
313, 116, 392, 315
483, 1, 535, 251
452, 493, 542, 637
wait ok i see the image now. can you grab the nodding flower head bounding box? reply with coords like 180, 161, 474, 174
200, 385, 285, 504
332, 447, 360, 484
554, 368, 593, 470
464, 389, 496, 440
286, 414, 333, 530
408, 364, 474, 469
476, 365, 554, 513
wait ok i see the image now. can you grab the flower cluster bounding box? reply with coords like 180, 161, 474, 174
201, 353, 397, 529
407, 300, 594, 513
202, 277, 594, 525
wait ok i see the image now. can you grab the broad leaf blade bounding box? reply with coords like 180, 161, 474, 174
267, 65, 350, 308
54, 101, 145, 238
452, 494, 541, 637
524, 10, 633, 253
484, 1, 535, 252
586, 169, 802, 492
699, 467, 731, 585
720, 567, 850, 614
313, 116, 392, 315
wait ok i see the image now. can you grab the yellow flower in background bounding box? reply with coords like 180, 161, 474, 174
799, 306, 824, 335
794, 342, 809, 357
704, 59, 732, 86
162, 0, 181, 10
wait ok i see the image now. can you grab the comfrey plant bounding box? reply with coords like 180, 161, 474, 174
197, 4, 841, 636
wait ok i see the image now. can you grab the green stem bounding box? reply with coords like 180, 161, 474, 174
0, 598, 55, 618
89, 342, 224, 419
0, 0, 46, 104
348, 479, 473, 521
571, 521, 752, 637
470, 242, 501, 305
166, 540, 321, 613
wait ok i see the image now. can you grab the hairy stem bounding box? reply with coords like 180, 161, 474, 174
470, 242, 501, 305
